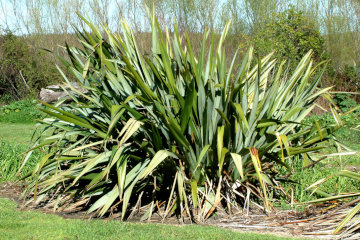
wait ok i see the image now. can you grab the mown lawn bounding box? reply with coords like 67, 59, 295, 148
0, 198, 298, 240
0, 123, 37, 144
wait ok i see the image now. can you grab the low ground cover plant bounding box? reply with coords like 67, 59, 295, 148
291, 99, 360, 234
19, 12, 342, 223
0, 99, 43, 123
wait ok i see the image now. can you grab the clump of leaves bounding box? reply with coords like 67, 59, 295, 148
20, 12, 339, 221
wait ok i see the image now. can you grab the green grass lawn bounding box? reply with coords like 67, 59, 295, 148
0, 123, 37, 145
0, 198, 297, 240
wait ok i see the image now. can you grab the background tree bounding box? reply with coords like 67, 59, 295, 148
218, 0, 246, 35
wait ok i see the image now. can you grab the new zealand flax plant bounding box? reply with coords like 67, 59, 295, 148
20, 11, 340, 221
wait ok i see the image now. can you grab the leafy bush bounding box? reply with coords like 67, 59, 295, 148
0, 30, 60, 102
0, 99, 43, 123
20, 13, 338, 221
252, 8, 327, 68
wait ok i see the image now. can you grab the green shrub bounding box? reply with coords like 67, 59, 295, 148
0, 30, 60, 102
252, 8, 327, 68
20, 13, 338, 221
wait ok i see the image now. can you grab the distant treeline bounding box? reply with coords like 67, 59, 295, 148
0, 0, 359, 102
